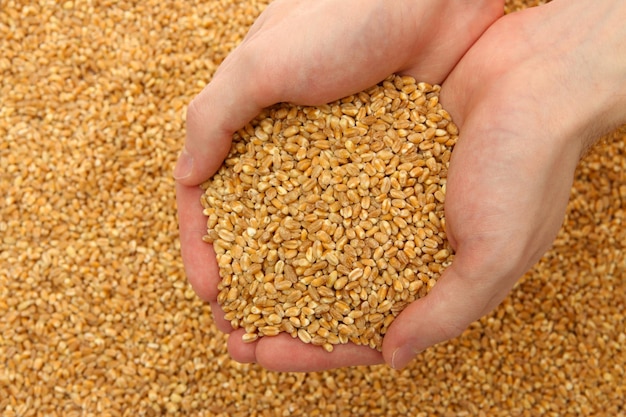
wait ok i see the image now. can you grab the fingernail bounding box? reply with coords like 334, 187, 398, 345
173, 147, 193, 180
391, 346, 423, 370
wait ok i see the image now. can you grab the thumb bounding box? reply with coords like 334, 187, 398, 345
173, 52, 278, 185
382, 249, 516, 369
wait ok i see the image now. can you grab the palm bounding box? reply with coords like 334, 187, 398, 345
383, 0, 626, 368
176, 0, 507, 371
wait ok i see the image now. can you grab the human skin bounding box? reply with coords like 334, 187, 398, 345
175, 0, 626, 371
384, 0, 626, 368
175, 0, 503, 371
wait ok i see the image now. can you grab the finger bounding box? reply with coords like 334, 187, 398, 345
176, 181, 221, 301
253, 334, 383, 372
173, 45, 280, 186
210, 301, 234, 334
226, 329, 259, 364
380, 118, 523, 369
380, 117, 535, 369
381, 250, 515, 370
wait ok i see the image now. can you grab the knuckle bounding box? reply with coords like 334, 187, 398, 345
186, 95, 204, 126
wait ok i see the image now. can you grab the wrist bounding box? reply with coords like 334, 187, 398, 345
536, 0, 626, 150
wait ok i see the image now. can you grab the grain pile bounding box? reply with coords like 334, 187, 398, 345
1, 0, 625, 416
504, 0, 550, 13
202, 76, 455, 351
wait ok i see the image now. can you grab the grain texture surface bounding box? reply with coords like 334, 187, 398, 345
202, 76, 456, 352
1, 0, 625, 416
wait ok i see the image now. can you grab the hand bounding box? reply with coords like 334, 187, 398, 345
383, 0, 626, 369
175, 0, 503, 371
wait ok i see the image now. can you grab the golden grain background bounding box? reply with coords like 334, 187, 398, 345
1, 0, 625, 416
